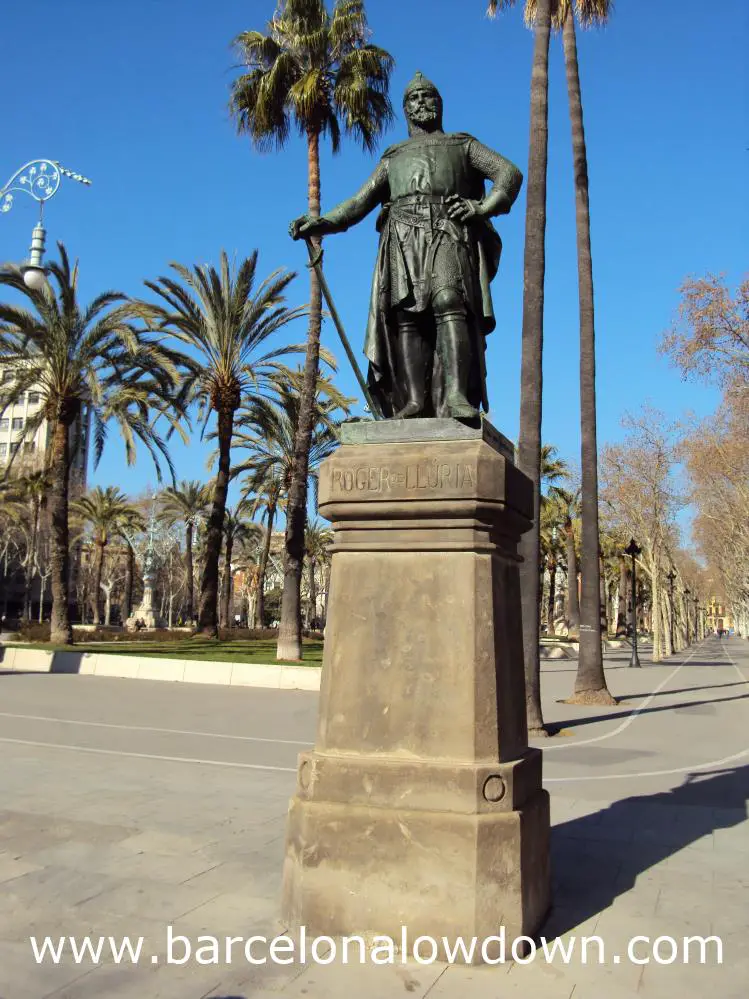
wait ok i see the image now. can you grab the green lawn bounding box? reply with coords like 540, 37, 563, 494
5, 637, 324, 666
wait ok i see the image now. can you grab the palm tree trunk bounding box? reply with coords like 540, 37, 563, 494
255, 503, 276, 629
546, 560, 557, 635
198, 405, 233, 637
308, 557, 317, 630
185, 522, 194, 622
93, 540, 105, 626
277, 127, 322, 662
322, 562, 331, 624
564, 6, 613, 704
220, 535, 234, 630
517, 0, 552, 737
48, 416, 73, 644
565, 525, 580, 635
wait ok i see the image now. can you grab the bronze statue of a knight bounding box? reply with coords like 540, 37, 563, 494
290, 71, 523, 422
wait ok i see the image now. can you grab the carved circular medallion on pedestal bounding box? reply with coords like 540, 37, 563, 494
299, 761, 311, 790
483, 775, 507, 803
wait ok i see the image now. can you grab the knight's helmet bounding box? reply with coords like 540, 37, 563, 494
403, 71, 443, 133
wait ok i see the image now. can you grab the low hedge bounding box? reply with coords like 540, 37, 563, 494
7, 622, 321, 645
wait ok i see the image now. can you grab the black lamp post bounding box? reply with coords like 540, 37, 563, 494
625, 538, 642, 668
684, 587, 691, 644
666, 568, 677, 653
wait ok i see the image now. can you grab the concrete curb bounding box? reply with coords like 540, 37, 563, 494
0, 646, 322, 691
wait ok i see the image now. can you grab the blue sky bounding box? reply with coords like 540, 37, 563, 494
1, 0, 746, 518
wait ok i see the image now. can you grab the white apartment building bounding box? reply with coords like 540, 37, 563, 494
0, 366, 91, 486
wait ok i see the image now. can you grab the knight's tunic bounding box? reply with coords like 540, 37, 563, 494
322, 132, 522, 417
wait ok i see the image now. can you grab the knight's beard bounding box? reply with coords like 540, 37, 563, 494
410, 109, 437, 123
407, 108, 440, 133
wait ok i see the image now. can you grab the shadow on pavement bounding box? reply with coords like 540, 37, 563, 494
543, 764, 749, 938
616, 680, 747, 700
549, 691, 749, 731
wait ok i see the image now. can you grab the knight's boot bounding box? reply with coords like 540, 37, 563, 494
393, 326, 427, 419
436, 313, 480, 420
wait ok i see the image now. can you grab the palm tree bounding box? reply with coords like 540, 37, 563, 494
159, 481, 210, 624
541, 443, 570, 494
548, 486, 581, 635
540, 502, 566, 636
304, 516, 333, 629
231, 368, 351, 651
140, 250, 305, 638
242, 474, 284, 628
71, 487, 142, 626
539, 449, 570, 640
220, 507, 260, 629
0, 244, 188, 643
489, 0, 553, 736
0, 468, 49, 621
229, 0, 395, 661
555, 0, 614, 703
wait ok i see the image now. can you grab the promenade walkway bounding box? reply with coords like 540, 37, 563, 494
0, 636, 746, 997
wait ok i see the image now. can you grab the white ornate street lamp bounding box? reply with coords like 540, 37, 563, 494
1, 159, 91, 288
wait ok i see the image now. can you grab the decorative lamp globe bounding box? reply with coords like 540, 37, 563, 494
22, 267, 46, 291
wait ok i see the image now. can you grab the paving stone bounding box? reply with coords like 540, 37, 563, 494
273, 959, 445, 999
41, 961, 233, 999
176, 891, 282, 937
0, 940, 91, 999
1, 865, 123, 911
638, 960, 737, 999
0, 851, 43, 884
92, 848, 218, 885
118, 829, 218, 856
73, 876, 223, 923
182, 859, 283, 899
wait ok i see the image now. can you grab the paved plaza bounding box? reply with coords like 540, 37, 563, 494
0, 636, 747, 998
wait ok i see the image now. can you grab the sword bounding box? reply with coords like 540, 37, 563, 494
303, 237, 385, 421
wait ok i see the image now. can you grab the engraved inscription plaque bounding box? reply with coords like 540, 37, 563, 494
331, 460, 477, 497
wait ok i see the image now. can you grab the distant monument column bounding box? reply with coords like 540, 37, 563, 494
281, 418, 551, 961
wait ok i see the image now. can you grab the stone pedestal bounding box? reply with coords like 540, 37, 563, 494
281, 418, 551, 961
124, 578, 163, 632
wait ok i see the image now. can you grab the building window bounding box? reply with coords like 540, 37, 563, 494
28, 392, 40, 405
0, 443, 6, 457
10, 442, 19, 454
11, 417, 23, 431
24, 440, 36, 452
1, 370, 12, 384
0, 418, 8, 431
